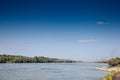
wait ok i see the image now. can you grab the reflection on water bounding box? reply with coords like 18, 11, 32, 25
0, 63, 107, 80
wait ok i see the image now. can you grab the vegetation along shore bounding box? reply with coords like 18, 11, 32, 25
99, 57, 120, 80
0, 54, 76, 63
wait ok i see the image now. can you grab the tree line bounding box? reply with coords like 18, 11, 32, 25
0, 54, 76, 63
108, 57, 120, 67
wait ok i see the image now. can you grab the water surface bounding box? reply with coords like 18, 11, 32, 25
0, 63, 107, 80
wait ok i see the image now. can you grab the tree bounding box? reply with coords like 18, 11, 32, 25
108, 57, 120, 67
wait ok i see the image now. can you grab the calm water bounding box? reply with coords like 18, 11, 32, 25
0, 63, 107, 80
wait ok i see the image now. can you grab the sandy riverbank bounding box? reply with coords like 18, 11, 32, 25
96, 67, 120, 72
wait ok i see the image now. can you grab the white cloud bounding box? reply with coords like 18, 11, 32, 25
80, 39, 96, 43
96, 21, 109, 25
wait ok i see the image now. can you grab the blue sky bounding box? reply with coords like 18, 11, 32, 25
0, 0, 120, 60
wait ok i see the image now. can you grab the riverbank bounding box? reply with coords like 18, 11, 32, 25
96, 67, 120, 72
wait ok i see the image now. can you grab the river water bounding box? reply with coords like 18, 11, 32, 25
0, 63, 107, 80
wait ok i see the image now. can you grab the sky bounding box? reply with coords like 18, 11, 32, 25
0, 0, 120, 60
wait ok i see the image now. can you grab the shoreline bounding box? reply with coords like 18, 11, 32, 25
96, 67, 120, 72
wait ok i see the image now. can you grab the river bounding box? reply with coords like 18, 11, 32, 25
0, 63, 107, 80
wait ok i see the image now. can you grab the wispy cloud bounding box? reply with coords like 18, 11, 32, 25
96, 21, 109, 25
80, 39, 96, 43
